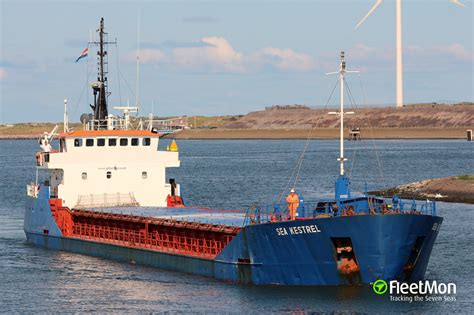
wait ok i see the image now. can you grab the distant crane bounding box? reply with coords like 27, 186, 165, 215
354, 0, 465, 108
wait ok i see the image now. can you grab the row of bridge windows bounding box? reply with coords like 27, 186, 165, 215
74, 137, 151, 147
81, 171, 148, 179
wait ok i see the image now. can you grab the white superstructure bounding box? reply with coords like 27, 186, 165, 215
35, 129, 180, 208
28, 18, 183, 209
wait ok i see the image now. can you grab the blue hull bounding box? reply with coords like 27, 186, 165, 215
25, 231, 219, 279
217, 214, 442, 285
25, 192, 442, 285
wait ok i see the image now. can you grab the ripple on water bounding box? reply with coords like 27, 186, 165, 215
0, 140, 473, 313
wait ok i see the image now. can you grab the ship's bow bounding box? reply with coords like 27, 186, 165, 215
220, 214, 442, 285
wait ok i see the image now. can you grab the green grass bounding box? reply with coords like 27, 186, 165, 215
457, 174, 474, 181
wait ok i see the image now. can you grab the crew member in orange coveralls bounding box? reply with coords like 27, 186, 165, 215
286, 189, 299, 220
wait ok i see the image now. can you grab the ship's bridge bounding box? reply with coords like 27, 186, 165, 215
57, 129, 162, 153
33, 129, 181, 209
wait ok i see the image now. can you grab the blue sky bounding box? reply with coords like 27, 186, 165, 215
0, 0, 472, 123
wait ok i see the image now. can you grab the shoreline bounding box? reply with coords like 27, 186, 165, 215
168, 128, 471, 140
371, 176, 474, 204
0, 127, 471, 140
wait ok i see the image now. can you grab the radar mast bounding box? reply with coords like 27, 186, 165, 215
89, 17, 116, 129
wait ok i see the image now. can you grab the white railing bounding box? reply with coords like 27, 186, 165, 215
75, 192, 139, 208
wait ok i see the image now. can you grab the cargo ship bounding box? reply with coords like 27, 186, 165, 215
24, 18, 443, 285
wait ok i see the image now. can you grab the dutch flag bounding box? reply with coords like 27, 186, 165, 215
75, 48, 89, 62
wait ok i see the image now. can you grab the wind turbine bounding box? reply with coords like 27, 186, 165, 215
354, 0, 465, 108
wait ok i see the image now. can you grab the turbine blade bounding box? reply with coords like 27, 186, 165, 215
450, 0, 465, 7
354, 0, 383, 30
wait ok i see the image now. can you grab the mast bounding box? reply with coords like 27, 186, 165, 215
89, 18, 116, 129
327, 52, 356, 202
339, 52, 346, 176
396, 0, 404, 108
328, 51, 355, 176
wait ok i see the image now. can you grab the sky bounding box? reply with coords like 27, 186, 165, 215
0, 0, 472, 123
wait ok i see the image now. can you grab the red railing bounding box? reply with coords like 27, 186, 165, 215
48, 201, 240, 259
71, 222, 229, 258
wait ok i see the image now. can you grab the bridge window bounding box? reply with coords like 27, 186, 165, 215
74, 139, 82, 147
82, 172, 87, 180
106, 171, 112, 179
131, 138, 139, 146
120, 138, 128, 146
97, 138, 105, 146
143, 138, 151, 146
108, 138, 117, 146
142, 171, 147, 179
86, 139, 94, 147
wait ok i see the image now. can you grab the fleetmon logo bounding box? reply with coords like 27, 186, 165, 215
373, 279, 388, 295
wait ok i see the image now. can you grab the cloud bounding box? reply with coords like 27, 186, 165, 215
0, 68, 7, 80
443, 43, 474, 61
139, 49, 166, 63
131, 36, 316, 73
172, 37, 244, 72
347, 44, 393, 61
337, 43, 474, 73
141, 40, 213, 49
407, 43, 474, 62
182, 16, 218, 24
347, 43, 473, 63
252, 47, 315, 72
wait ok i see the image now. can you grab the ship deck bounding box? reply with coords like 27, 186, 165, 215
82, 206, 248, 227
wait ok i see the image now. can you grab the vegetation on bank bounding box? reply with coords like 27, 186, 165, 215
189, 115, 243, 129
372, 175, 474, 204
457, 174, 474, 181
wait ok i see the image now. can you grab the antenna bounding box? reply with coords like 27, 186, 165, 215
63, 98, 69, 132
148, 100, 155, 131
135, 11, 141, 113
114, 102, 139, 130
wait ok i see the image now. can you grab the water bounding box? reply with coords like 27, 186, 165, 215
0, 139, 473, 313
